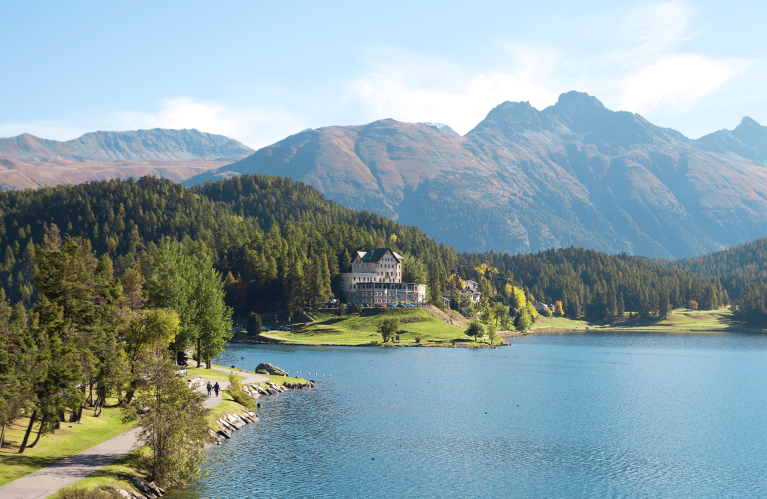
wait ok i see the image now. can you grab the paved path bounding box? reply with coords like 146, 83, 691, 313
0, 367, 268, 499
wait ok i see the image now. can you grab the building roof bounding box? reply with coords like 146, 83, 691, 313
356, 248, 402, 263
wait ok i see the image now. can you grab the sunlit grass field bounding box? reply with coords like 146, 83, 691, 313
532, 308, 742, 333
0, 400, 134, 487
264, 307, 469, 346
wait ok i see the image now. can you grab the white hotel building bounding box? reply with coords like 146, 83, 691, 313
339, 248, 427, 305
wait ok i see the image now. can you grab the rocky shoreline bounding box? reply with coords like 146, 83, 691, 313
103, 366, 318, 499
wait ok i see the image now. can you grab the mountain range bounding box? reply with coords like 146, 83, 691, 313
0, 129, 253, 190
186, 91, 767, 259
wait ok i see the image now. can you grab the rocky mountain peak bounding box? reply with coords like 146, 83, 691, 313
736, 116, 762, 130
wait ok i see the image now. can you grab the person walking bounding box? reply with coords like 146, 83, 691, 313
213, 382, 220, 397
206, 381, 212, 397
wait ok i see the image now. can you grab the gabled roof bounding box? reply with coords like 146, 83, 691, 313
357, 248, 402, 263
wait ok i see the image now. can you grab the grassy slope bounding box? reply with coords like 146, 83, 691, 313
0, 402, 134, 487
531, 308, 744, 333
265, 307, 470, 346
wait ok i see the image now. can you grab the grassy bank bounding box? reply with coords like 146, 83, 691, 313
530, 308, 748, 334
253, 307, 489, 347
0, 401, 134, 488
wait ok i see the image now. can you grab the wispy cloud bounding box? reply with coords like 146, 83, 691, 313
346, 0, 752, 135
621, 55, 744, 112
0, 98, 307, 149
108, 98, 307, 149
610, 1, 748, 113
350, 45, 561, 135
616, 0, 693, 60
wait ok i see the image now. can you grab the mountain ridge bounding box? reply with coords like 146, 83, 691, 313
0, 128, 254, 162
186, 91, 767, 259
0, 128, 254, 190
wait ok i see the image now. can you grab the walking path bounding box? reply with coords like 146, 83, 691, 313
0, 367, 267, 499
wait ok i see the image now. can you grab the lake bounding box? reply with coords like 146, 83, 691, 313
170, 332, 767, 498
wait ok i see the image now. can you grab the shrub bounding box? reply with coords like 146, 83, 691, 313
377, 318, 400, 342
688, 300, 698, 310
226, 388, 257, 411
227, 373, 244, 392
414, 336, 422, 344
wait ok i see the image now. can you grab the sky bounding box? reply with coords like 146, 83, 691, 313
1, 0, 766, 149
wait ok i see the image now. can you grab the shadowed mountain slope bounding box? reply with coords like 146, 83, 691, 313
183, 92, 767, 259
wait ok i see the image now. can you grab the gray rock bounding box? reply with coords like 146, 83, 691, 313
256, 362, 288, 376
130, 477, 158, 498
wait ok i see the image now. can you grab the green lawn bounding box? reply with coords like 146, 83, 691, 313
0, 402, 135, 487
529, 308, 743, 333
266, 307, 468, 346
611, 308, 738, 331
533, 314, 592, 330
185, 366, 239, 382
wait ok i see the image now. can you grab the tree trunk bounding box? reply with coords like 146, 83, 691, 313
17, 410, 37, 453
88, 381, 94, 406
0, 421, 5, 449
124, 378, 138, 404
29, 416, 46, 447
71, 404, 82, 423
196, 337, 202, 368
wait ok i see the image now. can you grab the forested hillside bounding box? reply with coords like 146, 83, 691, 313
672, 238, 767, 279
670, 238, 767, 326
454, 248, 726, 321
0, 173, 736, 324
0, 175, 455, 315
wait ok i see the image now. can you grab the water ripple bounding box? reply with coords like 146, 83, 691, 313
169, 333, 767, 498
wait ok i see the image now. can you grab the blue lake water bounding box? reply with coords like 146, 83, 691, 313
171, 332, 767, 498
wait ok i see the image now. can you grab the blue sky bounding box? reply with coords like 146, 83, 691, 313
2, 0, 766, 148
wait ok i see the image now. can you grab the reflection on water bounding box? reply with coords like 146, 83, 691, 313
170, 332, 767, 498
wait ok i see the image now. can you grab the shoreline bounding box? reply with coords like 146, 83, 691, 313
231, 336, 508, 348
503, 326, 765, 336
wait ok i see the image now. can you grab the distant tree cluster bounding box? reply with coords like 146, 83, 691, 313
452, 248, 728, 323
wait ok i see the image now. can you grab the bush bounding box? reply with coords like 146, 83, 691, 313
227, 373, 244, 392
540, 307, 553, 318
226, 388, 258, 411
414, 336, 422, 344
377, 318, 400, 342
247, 312, 263, 335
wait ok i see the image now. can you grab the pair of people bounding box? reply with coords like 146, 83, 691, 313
206, 381, 221, 397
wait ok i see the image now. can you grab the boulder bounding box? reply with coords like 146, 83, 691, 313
147, 482, 163, 497
130, 477, 158, 498
256, 369, 270, 375
256, 362, 288, 376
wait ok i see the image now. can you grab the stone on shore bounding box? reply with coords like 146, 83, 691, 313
256, 362, 288, 376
